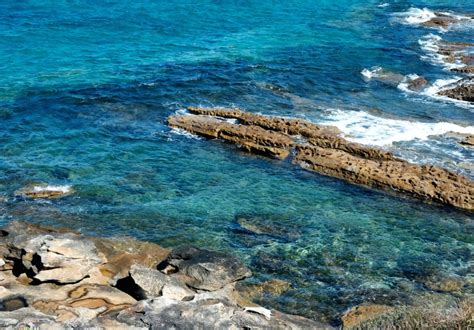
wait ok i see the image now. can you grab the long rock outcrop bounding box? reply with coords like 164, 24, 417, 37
168, 107, 474, 211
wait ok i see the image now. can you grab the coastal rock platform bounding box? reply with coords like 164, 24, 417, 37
168, 107, 474, 211
0, 221, 329, 329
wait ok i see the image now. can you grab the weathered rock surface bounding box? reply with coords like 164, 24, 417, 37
159, 245, 252, 291
294, 144, 473, 210
130, 264, 194, 300
168, 114, 293, 159
461, 135, 474, 146
438, 78, 474, 102
0, 221, 326, 328
168, 107, 474, 210
14, 183, 73, 199
405, 76, 428, 91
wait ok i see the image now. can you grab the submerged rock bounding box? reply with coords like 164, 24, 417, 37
159, 245, 252, 291
14, 183, 73, 199
341, 304, 395, 329
168, 107, 474, 211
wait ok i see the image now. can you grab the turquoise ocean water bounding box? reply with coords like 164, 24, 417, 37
0, 0, 473, 324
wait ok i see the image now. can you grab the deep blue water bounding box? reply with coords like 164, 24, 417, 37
0, 0, 473, 324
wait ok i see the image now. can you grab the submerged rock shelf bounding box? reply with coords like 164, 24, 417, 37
168, 107, 474, 211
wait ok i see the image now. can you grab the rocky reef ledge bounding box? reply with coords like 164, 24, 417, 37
168, 107, 474, 211
0, 221, 329, 329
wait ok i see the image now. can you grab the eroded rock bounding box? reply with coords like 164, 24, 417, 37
167, 108, 474, 210
438, 78, 474, 102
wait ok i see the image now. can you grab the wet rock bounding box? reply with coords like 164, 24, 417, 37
160, 246, 252, 291
237, 279, 292, 300
460, 135, 474, 147
168, 114, 293, 159
438, 77, 474, 102
294, 144, 474, 211
341, 304, 394, 329
169, 108, 474, 211
452, 66, 474, 75
14, 183, 73, 199
405, 76, 428, 91
130, 264, 194, 300
422, 15, 458, 29
186, 106, 341, 138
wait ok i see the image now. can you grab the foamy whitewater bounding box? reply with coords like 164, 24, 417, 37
422, 78, 474, 109
395, 8, 437, 25
318, 109, 474, 146
418, 34, 467, 70
393, 7, 473, 31
33, 185, 72, 194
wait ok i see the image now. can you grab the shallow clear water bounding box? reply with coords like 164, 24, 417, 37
0, 0, 473, 324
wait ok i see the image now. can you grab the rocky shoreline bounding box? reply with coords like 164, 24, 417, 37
168, 107, 474, 211
0, 221, 329, 329
1, 221, 472, 329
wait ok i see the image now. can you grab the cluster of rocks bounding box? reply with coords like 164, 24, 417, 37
0, 221, 329, 329
438, 77, 474, 102
168, 107, 474, 211
421, 12, 473, 30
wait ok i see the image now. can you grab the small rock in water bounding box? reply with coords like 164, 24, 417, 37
15, 183, 73, 199
460, 135, 474, 147
406, 76, 428, 91
235, 214, 300, 243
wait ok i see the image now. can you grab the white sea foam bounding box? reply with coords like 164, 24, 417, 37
378, 3, 390, 8
169, 127, 202, 140
421, 78, 474, 109
393, 7, 473, 31
32, 185, 72, 194
397, 8, 437, 25
418, 34, 467, 70
397, 74, 422, 93
318, 109, 474, 146
361, 67, 382, 79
